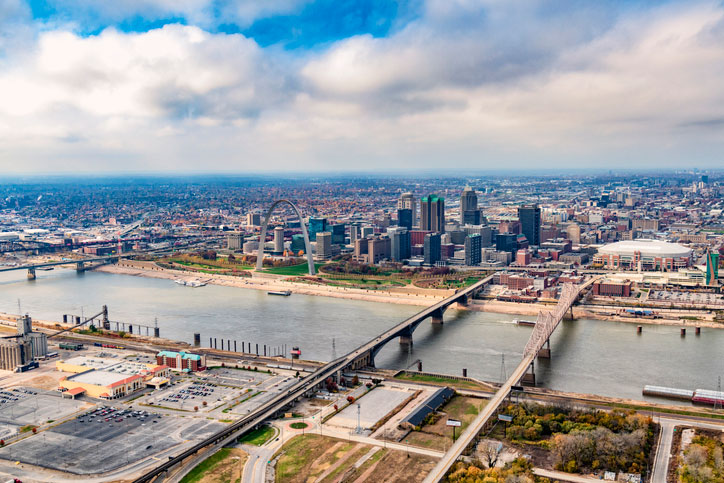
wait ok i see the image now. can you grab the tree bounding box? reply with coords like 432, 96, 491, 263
228, 253, 236, 262
352, 375, 360, 386
480, 441, 502, 468
347, 396, 355, 403
202, 401, 207, 407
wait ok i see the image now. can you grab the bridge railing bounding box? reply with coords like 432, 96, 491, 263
523, 282, 579, 357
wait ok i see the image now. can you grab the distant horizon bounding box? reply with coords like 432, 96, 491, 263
0, 168, 721, 186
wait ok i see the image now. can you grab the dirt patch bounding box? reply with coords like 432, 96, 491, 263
189, 448, 247, 483
20, 375, 63, 390
275, 434, 436, 483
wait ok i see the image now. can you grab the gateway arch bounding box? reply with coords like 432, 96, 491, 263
255, 199, 316, 276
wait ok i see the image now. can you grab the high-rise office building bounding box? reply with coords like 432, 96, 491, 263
361, 226, 374, 238
246, 213, 261, 226
349, 225, 360, 246
496, 233, 518, 253
368, 236, 391, 264
464, 234, 482, 266
226, 232, 244, 251
397, 208, 413, 230
398, 193, 417, 227
424, 233, 442, 265
315, 232, 332, 260
421, 194, 445, 233
308, 217, 327, 241
330, 224, 346, 245
460, 187, 481, 225
388, 227, 411, 262
518, 204, 541, 246
290, 234, 306, 254
706, 250, 719, 285
273, 226, 285, 254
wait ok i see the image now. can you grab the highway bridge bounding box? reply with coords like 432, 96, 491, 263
132, 274, 495, 482
422, 277, 600, 483
0, 255, 131, 279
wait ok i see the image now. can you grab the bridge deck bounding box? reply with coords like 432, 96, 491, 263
422, 280, 592, 483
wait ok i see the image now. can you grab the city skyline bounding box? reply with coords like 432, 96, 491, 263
1, 0, 724, 174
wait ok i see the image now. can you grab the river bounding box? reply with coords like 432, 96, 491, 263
1, 268, 722, 404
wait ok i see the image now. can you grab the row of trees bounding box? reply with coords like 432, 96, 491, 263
446, 457, 536, 483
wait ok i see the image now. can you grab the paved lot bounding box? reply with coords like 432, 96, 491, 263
329, 386, 413, 430
0, 388, 88, 429
0, 407, 225, 474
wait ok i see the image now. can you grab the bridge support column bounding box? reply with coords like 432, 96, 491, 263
537, 340, 551, 359
431, 307, 445, 325
399, 327, 413, 347
27, 268, 36, 280
521, 361, 536, 386
76, 261, 85, 272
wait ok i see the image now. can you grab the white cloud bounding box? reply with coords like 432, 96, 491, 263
1, 1, 724, 173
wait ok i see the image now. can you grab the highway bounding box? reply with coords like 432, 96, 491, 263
132, 274, 495, 482
423, 280, 591, 483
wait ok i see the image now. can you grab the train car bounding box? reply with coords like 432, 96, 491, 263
692, 389, 724, 406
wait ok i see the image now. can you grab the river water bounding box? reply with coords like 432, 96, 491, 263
1, 268, 722, 404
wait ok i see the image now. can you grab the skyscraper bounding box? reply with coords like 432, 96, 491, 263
518, 204, 541, 246
398, 192, 417, 228
316, 232, 332, 260
273, 226, 284, 254
460, 187, 480, 225
388, 227, 411, 262
397, 208, 413, 230
308, 217, 327, 241
226, 232, 243, 251
464, 234, 481, 266
421, 194, 445, 233
424, 232, 441, 265
330, 224, 346, 245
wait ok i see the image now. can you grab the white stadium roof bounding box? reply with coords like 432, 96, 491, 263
598, 239, 692, 258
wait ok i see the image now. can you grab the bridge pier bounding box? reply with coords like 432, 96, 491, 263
27, 268, 36, 280
537, 339, 551, 359
521, 361, 536, 386
75, 261, 86, 272
431, 307, 445, 325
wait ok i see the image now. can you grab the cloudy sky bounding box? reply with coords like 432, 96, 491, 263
0, 0, 723, 174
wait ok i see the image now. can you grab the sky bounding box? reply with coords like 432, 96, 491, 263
0, 0, 723, 174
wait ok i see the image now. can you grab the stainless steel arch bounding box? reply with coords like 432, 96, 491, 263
255, 199, 316, 275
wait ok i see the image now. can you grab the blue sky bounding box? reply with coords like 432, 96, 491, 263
0, 0, 723, 173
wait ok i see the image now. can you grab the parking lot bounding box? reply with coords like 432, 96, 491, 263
149, 379, 237, 411
0, 406, 225, 474
649, 290, 724, 306
0, 388, 89, 439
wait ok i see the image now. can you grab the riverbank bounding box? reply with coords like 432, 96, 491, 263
95, 261, 724, 330
98, 261, 448, 307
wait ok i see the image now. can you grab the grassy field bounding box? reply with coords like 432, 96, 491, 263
394, 372, 491, 391
238, 425, 276, 446
263, 263, 323, 275
275, 434, 436, 483
180, 447, 247, 483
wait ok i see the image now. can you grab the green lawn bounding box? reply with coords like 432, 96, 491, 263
394, 372, 490, 391
263, 263, 322, 275
238, 425, 276, 446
